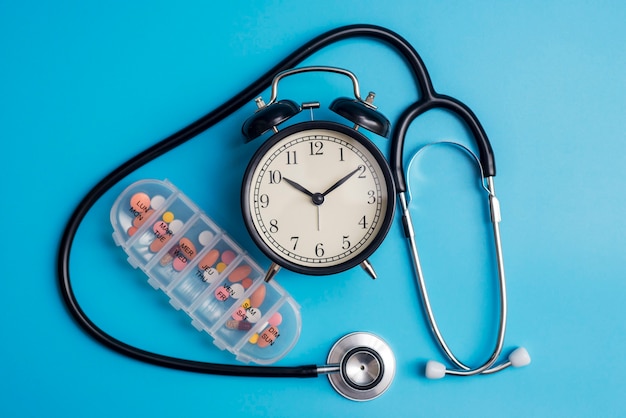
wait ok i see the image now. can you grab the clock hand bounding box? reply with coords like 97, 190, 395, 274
283, 177, 314, 197
321, 166, 362, 197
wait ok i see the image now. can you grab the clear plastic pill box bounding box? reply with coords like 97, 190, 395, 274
110, 179, 302, 364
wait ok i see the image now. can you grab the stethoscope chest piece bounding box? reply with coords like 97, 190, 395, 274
327, 332, 395, 401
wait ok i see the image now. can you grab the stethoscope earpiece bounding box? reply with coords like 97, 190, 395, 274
425, 346, 531, 379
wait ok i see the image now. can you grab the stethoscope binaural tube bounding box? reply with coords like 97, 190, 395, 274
389, 77, 531, 378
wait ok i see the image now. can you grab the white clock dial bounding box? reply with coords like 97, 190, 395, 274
242, 122, 395, 275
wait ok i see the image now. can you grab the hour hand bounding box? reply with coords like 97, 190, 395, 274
283, 177, 314, 197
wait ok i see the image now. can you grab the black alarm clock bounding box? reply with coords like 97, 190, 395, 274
240, 67, 395, 279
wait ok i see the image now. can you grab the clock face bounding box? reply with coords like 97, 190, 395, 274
241, 121, 395, 275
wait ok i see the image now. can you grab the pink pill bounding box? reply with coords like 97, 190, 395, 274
130, 192, 151, 213
172, 255, 188, 271
153, 220, 169, 236
221, 250, 236, 264
232, 307, 247, 321
228, 265, 252, 283
268, 312, 283, 327
214, 286, 230, 301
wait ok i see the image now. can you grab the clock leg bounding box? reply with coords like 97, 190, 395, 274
360, 259, 377, 280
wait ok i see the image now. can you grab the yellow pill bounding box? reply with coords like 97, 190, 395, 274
216, 262, 227, 273
241, 298, 251, 310
162, 211, 174, 223
248, 333, 259, 344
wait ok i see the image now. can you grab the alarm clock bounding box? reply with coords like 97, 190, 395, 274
240, 67, 396, 279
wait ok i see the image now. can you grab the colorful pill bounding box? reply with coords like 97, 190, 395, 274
178, 237, 197, 259
150, 195, 166, 210
214, 286, 230, 301
169, 219, 184, 233
240, 298, 251, 310
162, 211, 174, 223
246, 307, 261, 323
199, 249, 220, 270
249, 284, 266, 308
172, 255, 188, 271
153, 220, 169, 236
221, 250, 236, 264
232, 307, 247, 321
228, 283, 245, 299
226, 319, 252, 331
127, 226, 138, 236
241, 278, 253, 289
249, 333, 259, 344
130, 192, 151, 213
132, 209, 154, 228
258, 325, 279, 348
198, 230, 214, 246
268, 312, 283, 327
160, 244, 178, 266
216, 262, 227, 273
228, 265, 252, 283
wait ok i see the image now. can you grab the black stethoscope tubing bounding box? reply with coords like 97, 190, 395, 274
56, 23, 494, 378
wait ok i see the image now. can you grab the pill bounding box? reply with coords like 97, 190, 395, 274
199, 249, 220, 270
216, 262, 227, 273
150, 195, 166, 210
232, 307, 247, 321
246, 307, 261, 323
241, 278, 253, 289
214, 286, 229, 301
150, 233, 172, 253
268, 312, 283, 327
228, 265, 252, 283
258, 325, 279, 348
198, 230, 214, 246
169, 219, 184, 233
127, 226, 138, 236
221, 250, 236, 264
249, 333, 259, 344
229, 283, 245, 299
130, 192, 151, 213
240, 298, 251, 310
226, 319, 252, 331
153, 220, 169, 236
162, 211, 174, 223
160, 245, 178, 266
178, 237, 197, 259
250, 284, 266, 308
172, 255, 188, 271
132, 209, 154, 228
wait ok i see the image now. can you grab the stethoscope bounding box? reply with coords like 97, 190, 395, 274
57, 24, 528, 402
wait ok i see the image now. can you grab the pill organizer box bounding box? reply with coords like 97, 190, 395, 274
110, 179, 302, 364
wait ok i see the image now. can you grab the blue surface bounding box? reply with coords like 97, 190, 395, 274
2, 1, 625, 416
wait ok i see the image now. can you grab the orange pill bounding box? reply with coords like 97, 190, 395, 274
228, 265, 252, 283
199, 249, 219, 270
178, 238, 197, 260
257, 325, 279, 348
149, 234, 171, 253
132, 208, 154, 228
130, 192, 151, 213
249, 284, 266, 308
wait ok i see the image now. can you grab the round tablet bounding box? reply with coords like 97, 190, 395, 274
169, 219, 184, 233
150, 195, 166, 209
198, 230, 214, 246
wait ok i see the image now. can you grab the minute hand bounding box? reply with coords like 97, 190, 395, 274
322, 167, 362, 197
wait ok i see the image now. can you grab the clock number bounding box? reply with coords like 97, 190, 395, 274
309, 141, 324, 155
268, 170, 282, 184
290, 236, 299, 250
259, 194, 270, 208
315, 243, 325, 257
342, 235, 351, 250
269, 219, 279, 233
367, 190, 376, 204
357, 165, 367, 178
286, 150, 297, 165
339, 147, 345, 162
358, 215, 368, 229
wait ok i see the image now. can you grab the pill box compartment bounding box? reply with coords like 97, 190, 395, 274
110, 179, 302, 364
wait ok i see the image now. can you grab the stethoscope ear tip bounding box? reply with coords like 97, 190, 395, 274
425, 360, 446, 379
509, 347, 531, 368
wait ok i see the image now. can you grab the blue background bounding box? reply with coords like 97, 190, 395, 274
2, 1, 625, 416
